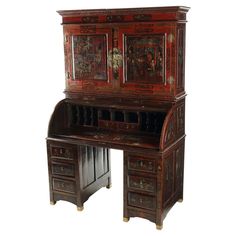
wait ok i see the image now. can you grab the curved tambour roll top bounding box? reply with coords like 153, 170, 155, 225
48, 98, 185, 151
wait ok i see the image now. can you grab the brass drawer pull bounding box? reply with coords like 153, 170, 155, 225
140, 161, 144, 167
66, 72, 70, 80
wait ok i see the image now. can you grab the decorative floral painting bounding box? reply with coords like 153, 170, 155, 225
125, 35, 165, 83
72, 35, 107, 80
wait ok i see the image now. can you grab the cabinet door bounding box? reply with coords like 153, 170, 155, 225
118, 23, 176, 96
63, 25, 113, 92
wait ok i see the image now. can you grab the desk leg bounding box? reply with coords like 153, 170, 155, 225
123, 217, 130, 222
77, 206, 84, 211
156, 223, 163, 230
106, 149, 112, 189
106, 177, 112, 189
123, 151, 127, 221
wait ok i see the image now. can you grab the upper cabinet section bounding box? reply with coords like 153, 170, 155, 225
58, 6, 189, 102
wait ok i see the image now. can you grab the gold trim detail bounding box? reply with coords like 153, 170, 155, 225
77, 206, 84, 211
106, 183, 112, 189
156, 224, 163, 230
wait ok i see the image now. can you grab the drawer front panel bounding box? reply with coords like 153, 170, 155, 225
52, 178, 76, 194
128, 192, 156, 210
52, 163, 75, 177
128, 175, 156, 193
50, 145, 76, 160
128, 156, 156, 173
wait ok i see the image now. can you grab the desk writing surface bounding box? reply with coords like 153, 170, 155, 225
57, 129, 160, 150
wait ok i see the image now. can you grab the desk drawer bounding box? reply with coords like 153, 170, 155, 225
52, 178, 76, 194
128, 175, 156, 193
128, 156, 156, 173
128, 192, 156, 210
48, 142, 77, 160
52, 162, 75, 177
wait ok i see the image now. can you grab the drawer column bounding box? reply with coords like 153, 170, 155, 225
47, 140, 111, 211
123, 151, 162, 228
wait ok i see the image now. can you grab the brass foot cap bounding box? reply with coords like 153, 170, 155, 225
123, 217, 129, 222
77, 206, 84, 211
50, 201, 56, 205
106, 183, 112, 189
178, 198, 183, 203
156, 224, 163, 230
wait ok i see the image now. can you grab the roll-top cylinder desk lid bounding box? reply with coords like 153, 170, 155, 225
58, 6, 189, 102
47, 98, 185, 151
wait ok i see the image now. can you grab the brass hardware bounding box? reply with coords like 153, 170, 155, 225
167, 76, 174, 85
50, 201, 56, 205
148, 161, 153, 170
65, 149, 72, 159
178, 198, 183, 203
139, 198, 143, 204
106, 183, 112, 189
123, 217, 130, 222
64, 35, 69, 43
168, 33, 174, 43
66, 72, 70, 80
156, 224, 163, 230
77, 206, 84, 211
140, 161, 144, 167
108, 48, 123, 79
140, 180, 144, 188
60, 166, 64, 171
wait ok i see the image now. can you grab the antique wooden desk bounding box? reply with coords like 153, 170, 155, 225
46, 6, 189, 230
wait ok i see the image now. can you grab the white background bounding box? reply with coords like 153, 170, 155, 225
0, 0, 236, 235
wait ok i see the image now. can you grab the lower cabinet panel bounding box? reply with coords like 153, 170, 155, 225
81, 146, 110, 189
81, 146, 95, 188
95, 147, 109, 178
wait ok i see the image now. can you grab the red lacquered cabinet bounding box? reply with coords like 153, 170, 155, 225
46, 6, 189, 229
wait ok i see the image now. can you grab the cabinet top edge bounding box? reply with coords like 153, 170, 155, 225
57, 6, 190, 16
